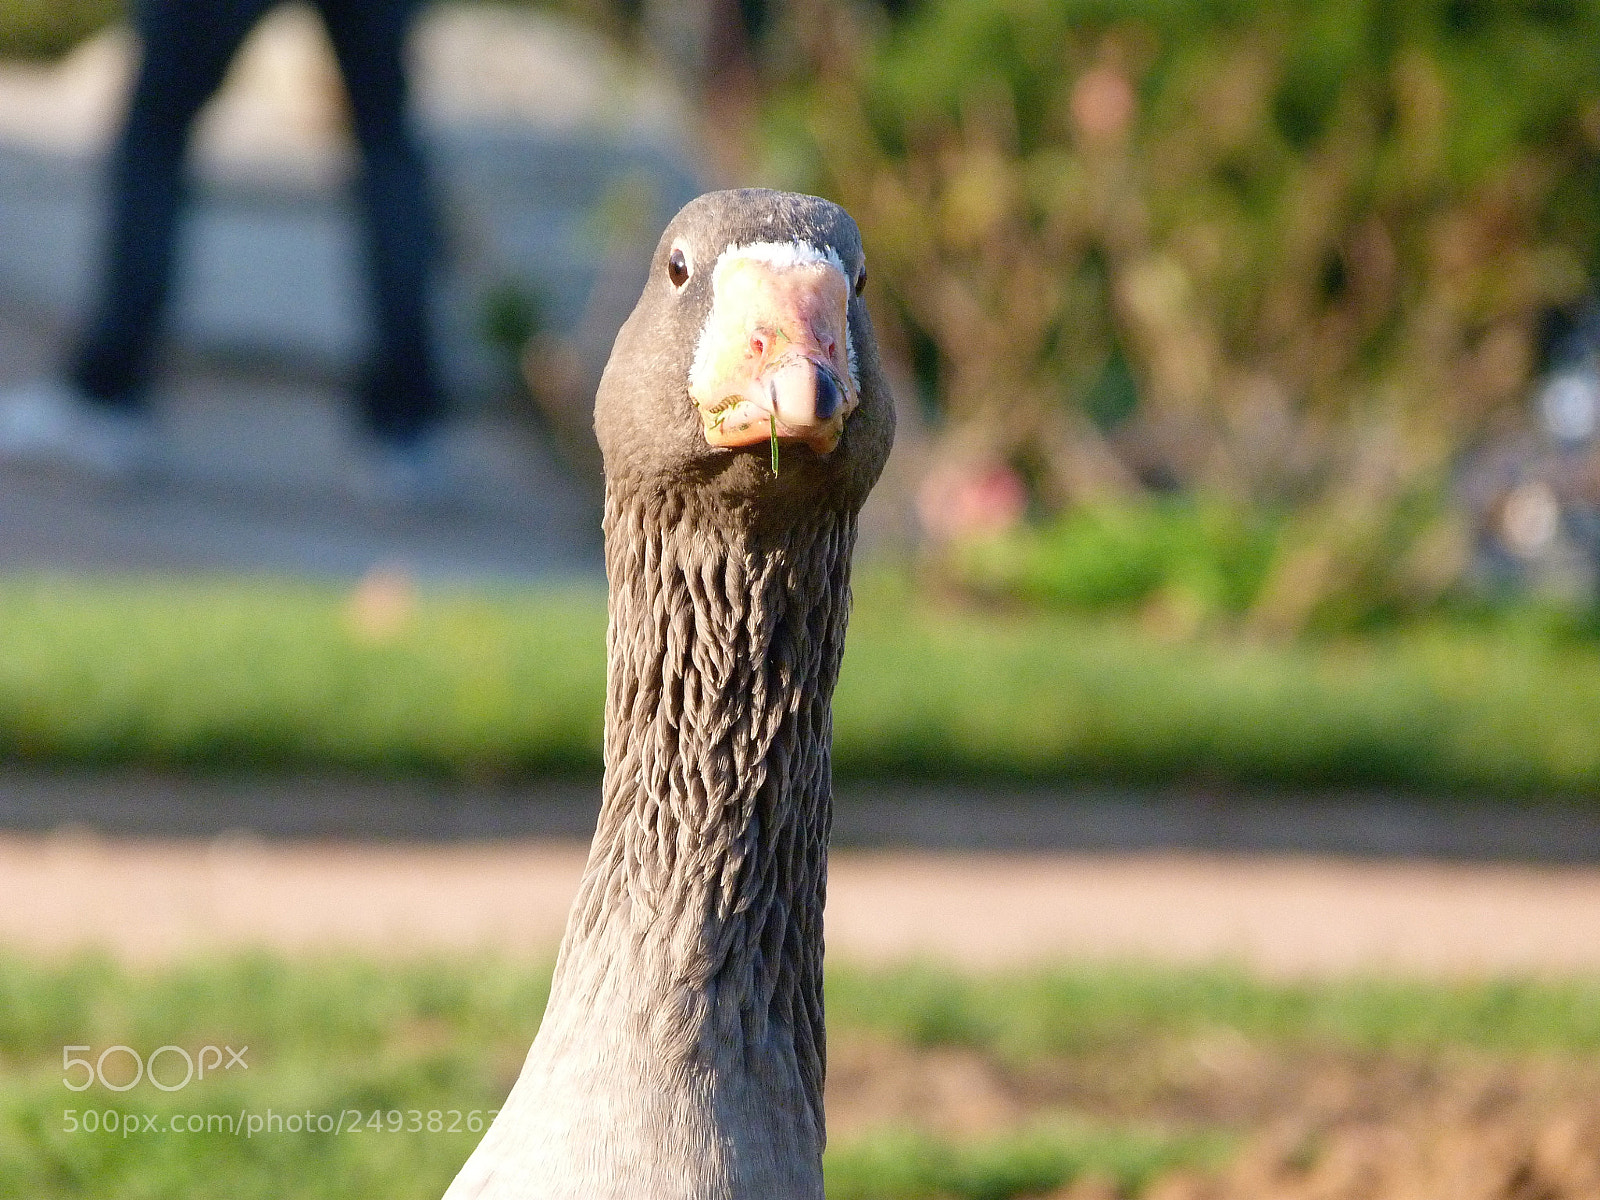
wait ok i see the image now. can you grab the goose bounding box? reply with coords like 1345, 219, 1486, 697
443, 188, 894, 1199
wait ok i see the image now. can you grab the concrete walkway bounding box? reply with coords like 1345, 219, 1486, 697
0, 304, 602, 578
0, 6, 701, 580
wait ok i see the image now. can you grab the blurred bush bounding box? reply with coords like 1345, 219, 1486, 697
948, 499, 1281, 627
0, 0, 119, 59
12, 0, 1600, 633
764, 0, 1600, 631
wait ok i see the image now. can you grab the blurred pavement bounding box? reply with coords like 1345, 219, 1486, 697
7, 770, 1600, 863
0, 5, 703, 580
7, 826, 1600, 975
0, 304, 602, 578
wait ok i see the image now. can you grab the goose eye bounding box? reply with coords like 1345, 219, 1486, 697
667, 247, 691, 289
854, 265, 867, 296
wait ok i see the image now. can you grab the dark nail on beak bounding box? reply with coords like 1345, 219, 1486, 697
813, 363, 843, 421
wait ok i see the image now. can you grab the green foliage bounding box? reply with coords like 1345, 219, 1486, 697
0, 0, 120, 59
3, 575, 1600, 794
0, 577, 608, 778
1, 953, 1596, 1198
948, 500, 1281, 617
478, 278, 546, 364
837, 573, 1600, 794
0, 954, 542, 1200
825, 962, 1600, 1062
826, 1125, 1228, 1200
765, 0, 1600, 627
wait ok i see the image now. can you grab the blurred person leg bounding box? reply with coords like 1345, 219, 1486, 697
0, 0, 275, 477
74, 0, 277, 412
315, 0, 449, 500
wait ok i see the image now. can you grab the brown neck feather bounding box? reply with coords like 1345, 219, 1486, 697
549, 483, 858, 1130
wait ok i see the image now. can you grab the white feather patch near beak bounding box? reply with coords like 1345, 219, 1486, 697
687, 241, 859, 456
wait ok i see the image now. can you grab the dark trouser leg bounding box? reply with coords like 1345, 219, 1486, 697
316, 0, 443, 443
70, 0, 273, 410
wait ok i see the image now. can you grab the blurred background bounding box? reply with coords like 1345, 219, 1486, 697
3, 1, 1600, 1198
0, 0, 1598, 797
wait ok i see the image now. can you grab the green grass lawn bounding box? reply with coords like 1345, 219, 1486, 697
2, 954, 1597, 1200
2, 574, 1600, 796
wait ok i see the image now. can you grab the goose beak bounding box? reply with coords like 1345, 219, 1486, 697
688, 252, 859, 455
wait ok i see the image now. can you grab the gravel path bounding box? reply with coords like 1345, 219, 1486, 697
6, 831, 1600, 977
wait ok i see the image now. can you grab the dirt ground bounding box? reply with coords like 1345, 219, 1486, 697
1060, 1050, 1600, 1200
828, 1034, 1600, 1199
4, 830, 1600, 976
825, 1020, 1600, 1199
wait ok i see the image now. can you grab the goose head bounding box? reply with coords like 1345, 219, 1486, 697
594, 189, 894, 520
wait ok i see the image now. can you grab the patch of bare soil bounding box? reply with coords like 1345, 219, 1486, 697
827, 1037, 1032, 1138
826, 1036, 1600, 1199
1143, 1072, 1600, 1200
